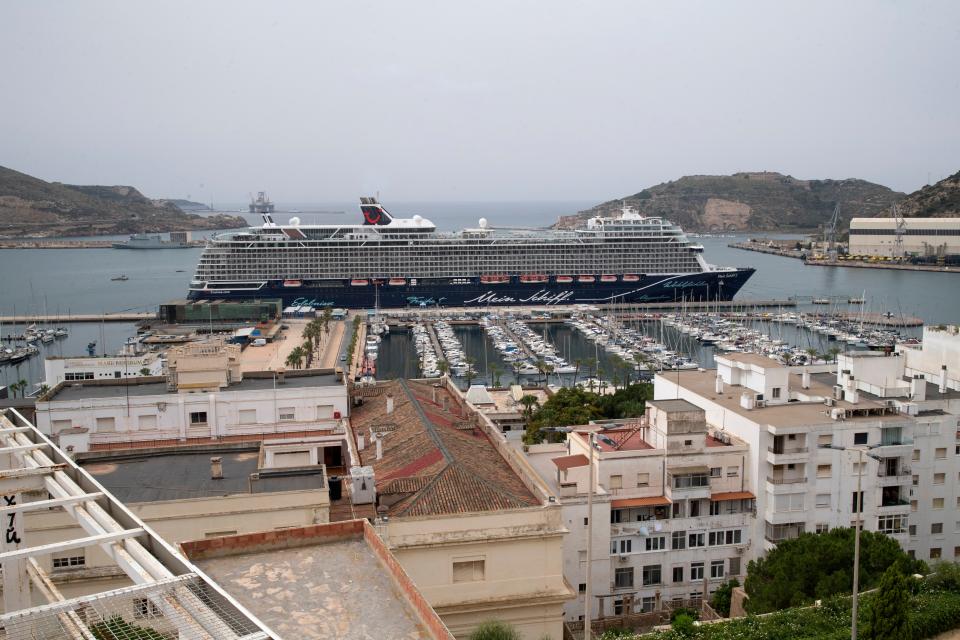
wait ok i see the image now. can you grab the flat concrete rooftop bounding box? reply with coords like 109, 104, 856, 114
48, 372, 340, 401
183, 521, 448, 640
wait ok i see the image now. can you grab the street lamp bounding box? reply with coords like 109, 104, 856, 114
825, 444, 882, 640
540, 426, 600, 640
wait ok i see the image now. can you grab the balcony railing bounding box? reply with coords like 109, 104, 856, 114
768, 446, 809, 455
879, 438, 913, 447
877, 466, 912, 478
767, 476, 807, 485
881, 498, 910, 507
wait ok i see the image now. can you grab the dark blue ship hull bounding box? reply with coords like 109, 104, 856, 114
187, 268, 755, 309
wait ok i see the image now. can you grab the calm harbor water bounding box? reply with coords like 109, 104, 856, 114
0, 201, 955, 388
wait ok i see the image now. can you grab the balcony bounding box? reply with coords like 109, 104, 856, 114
766, 446, 809, 464
764, 521, 805, 544
877, 465, 912, 486
766, 476, 807, 494
877, 498, 911, 515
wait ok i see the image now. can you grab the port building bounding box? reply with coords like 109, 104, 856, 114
848, 217, 960, 258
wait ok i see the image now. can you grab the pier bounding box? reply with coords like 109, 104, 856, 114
0, 239, 206, 250
423, 322, 446, 361
729, 241, 805, 259
0, 312, 155, 324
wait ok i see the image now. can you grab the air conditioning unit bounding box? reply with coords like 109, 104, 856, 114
755, 399, 766, 408
825, 397, 835, 407
618, 554, 629, 563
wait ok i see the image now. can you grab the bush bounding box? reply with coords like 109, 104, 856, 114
669, 608, 699, 623
864, 565, 912, 639
710, 579, 739, 617
469, 620, 522, 640
671, 614, 697, 637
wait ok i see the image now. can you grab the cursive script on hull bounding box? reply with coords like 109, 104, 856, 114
463, 290, 576, 306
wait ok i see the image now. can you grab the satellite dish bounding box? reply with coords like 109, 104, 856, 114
638, 526, 649, 536
413, 215, 423, 223
289, 216, 301, 226
479, 217, 489, 229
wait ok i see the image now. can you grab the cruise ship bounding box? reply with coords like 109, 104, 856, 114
187, 198, 755, 308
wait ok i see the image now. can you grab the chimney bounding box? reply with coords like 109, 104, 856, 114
740, 392, 755, 410
848, 389, 859, 405
715, 374, 724, 394
802, 369, 811, 390
276, 367, 286, 385
375, 436, 383, 461
941, 365, 948, 394
210, 456, 223, 480
357, 434, 365, 450
386, 394, 394, 415
911, 375, 926, 402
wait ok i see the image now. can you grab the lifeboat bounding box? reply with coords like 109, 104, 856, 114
577, 275, 596, 283
388, 278, 406, 286
480, 275, 510, 284
555, 275, 573, 284
282, 279, 302, 288
350, 279, 369, 286
622, 274, 641, 282
519, 274, 548, 284
600, 274, 618, 283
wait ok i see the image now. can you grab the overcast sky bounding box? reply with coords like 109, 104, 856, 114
2, 1, 958, 203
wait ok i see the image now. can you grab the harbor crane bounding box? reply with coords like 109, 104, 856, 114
891, 202, 907, 258
824, 203, 841, 260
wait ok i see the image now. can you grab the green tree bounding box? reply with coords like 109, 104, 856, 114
828, 346, 842, 363
671, 612, 698, 637
489, 364, 503, 388
285, 346, 305, 370
437, 359, 450, 378
573, 358, 583, 386
710, 578, 740, 617
865, 565, 913, 640
468, 620, 521, 640
744, 528, 925, 614
138, 367, 151, 376
464, 356, 478, 387
511, 360, 523, 385
518, 394, 539, 430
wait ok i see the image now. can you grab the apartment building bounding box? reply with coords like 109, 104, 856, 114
655, 347, 960, 561
522, 399, 755, 622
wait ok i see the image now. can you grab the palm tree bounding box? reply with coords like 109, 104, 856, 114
573, 358, 583, 386
489, 364, 503, 388
828, 346, 842, 363
518, 394, 539, 428
804, 347, 818, 364
437, 359, 450, 378
464, 357, 477, 387
534, 358, 547, 387
285, 347, 305, 370
542, 363, 555, 387
511, 360, 523, 385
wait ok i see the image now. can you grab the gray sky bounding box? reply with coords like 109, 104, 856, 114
2, 1, 958, 203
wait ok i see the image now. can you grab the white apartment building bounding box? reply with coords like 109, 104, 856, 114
523, 399, 755, 622
656, 345, 960, 563
44, 352, 164, 387
34, 365, 349, 452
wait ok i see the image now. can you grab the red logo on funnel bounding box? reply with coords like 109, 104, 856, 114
363, 207, 382, 224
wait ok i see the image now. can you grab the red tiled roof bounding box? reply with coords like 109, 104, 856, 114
611, 496, 671, 508
552, 454, 589, 471
710, 491, 756, 501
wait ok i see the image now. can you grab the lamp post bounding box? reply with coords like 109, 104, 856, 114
540, 426, 599, 640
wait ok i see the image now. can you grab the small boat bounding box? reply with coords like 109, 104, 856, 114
848, 297, 865, 304
555, 275, 573, 284
480, 275, 510, 284
54, 328, 68, 337
812, 298, 831, 305
388, 278, 406, 286
622, 274, 640, 282
519, 274, 548, 284
600, 274, 618, 283
283, 279, 303, 288
111, 275, 129, 281
577, 275, 596, 283
350, 279, 369, 286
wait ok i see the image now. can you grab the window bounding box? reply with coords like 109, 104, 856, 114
642, 564, 661, 586
936, 448, 947, 459
278, 408, 296, 421
684, 439, 693, 446
913, 449, 921, 461
817, 434, 833, 448
609, 475, 623, 490
614, 567, 634, 589
316, 404, 334, 420
95, 417, 115, 432
879, 516, 907, 534
955, 547, 960, 559
189, 411, 207, 425
932, 523, 944, 534
636, 472, 649, 487
909, 525, 917, 536
710, 467, 721, 478
934, 498, 945, 509
585, 516, 591, 525
133, 598, 162, 619
935, 473, 946, 485
726, 466, 739, 477
137, 414, 157, 430
816, 524, 830, 534
691, 562, 704, 581
238, 409, 257, 424
729, 557, 741, 576
711, 560, 725, 579
672, 531, 686, 550
611, 539, 632, 554
854, 432, 868, 445
772, 387, 781, 399
690, 500, 701, 517
673, 566, 684, 583
931, 548, 942, 560
641, 596, 656, 613
645, 536, 666, 551
852, 491, 864, 513
453, 559, 485, 583
688, 533, 705, 548
817, 464, 832, 478
710, 501, 721, 516
51, 419, 72, 433
672, 502, 685, 518
815, 494, 831, 508
578, 583, 586, 593
913, 475, 919, 486
775, 493, 804, 512
52, 554, 85, 570
911, 500, 918, 512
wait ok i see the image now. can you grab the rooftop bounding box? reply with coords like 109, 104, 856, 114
47, 371, 341, 401
648, 398, 705, 413
82, 447, 325, 502
717, 352, 785, 368
182, 520, 451, 640
350, 379, 539, 517
662, 369, 908, 428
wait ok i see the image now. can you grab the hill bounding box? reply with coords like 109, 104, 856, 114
0, 166, 247, 237
552, 172, 904, 232
156, 198, 212, 212
884, 170, 960, 218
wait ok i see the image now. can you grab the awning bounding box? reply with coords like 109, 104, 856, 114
612, 496, 671, 509
710, 491, 756, 502
667, 465, 709, 475
552, 454, 589, 471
